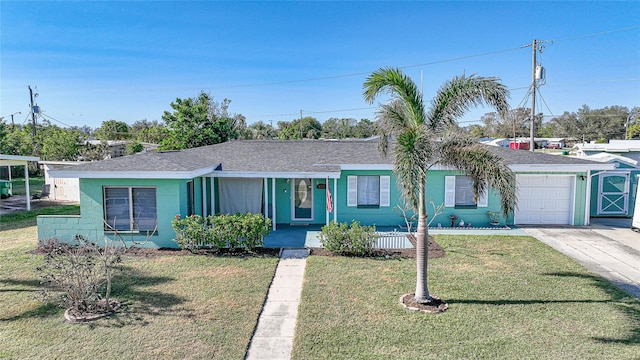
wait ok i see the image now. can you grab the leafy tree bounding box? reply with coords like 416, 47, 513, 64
240, 121, 278, 139
126, 141, 144, 155
40, 125, 83, 161
94, 120, 131, 140
353, 118, 377, 138
130, 119, 168, 144
363, 67, 516, 305
277, 116, 322, 140
160, 92, 241, 150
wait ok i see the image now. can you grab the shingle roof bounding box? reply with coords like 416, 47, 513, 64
52, 139, 611, 178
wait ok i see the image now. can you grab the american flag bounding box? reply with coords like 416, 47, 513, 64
326, 182, 333, 213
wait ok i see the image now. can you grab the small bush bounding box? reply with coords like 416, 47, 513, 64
320, 221, 377, 256
36, 235, 122, 315
172, 213, 272, 252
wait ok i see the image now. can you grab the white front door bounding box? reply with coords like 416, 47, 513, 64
292, 178, 313, 221
597, 173, 630, 215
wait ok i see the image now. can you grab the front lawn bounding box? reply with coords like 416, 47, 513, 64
0, 226, 279, 359
293, 235, 640, 359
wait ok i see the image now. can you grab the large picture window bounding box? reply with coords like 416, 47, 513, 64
104, 187, 157, 231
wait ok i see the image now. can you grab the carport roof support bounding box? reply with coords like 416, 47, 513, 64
0, 154, 40, 211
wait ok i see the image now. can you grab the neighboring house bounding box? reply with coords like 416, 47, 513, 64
39, 161, 81, 202
577, 151, 640, 218
38, 140, 614, 248
574, 140, 640, 164
83, 140, 159, 160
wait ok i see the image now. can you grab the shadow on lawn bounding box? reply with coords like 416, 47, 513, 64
447, 271, 639, 345
0, 265, 187, 327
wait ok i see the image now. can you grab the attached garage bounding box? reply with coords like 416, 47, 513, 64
515, 175, 575, 225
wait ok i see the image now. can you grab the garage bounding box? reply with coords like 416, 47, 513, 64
515, 175, 575, 225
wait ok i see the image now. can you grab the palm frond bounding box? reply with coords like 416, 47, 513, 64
438, 137, 517, 217
427, 74, 510, 131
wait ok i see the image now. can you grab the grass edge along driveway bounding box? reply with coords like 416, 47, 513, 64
293, 234, 640, 360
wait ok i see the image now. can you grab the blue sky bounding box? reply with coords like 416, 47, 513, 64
1, 1, 639, 129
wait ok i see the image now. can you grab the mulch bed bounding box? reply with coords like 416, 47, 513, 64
400, 293, 448, 313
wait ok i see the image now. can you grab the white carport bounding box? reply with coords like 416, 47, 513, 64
0, 154, 40, 211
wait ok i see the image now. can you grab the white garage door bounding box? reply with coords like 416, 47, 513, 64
515, 175, 574, 225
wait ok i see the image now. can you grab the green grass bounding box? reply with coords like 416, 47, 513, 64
0, 204, 80, 231
7, 176, 44, 196
0, 226, 279, 359
293, 235, 640, 360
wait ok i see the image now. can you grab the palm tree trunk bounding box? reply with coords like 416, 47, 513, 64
414, 180, 432, 303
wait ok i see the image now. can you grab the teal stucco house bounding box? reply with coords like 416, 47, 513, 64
38, 140, 614, 248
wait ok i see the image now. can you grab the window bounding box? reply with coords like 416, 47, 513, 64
358, 176, 380, 206
104, 187, 157, 231
186, 180, 195, 216
444, 176, 487, 208
347, 175, 390, 207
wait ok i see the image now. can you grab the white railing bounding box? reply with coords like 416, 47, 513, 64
373, 232, 412, 249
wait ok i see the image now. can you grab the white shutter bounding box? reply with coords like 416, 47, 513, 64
347, 176, 358, 207
444, 176, 455, 207
380, 176, 391, 207
478, 186, 488, 207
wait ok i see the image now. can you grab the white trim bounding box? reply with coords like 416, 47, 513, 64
510, 164, 615, 171
202, 178, 207, 217
333, 177, 338, 222
271, 178, 276, 231
0, 154, 40, 163
264, 178, 268, 219
331, 164, 394, 171
25, 164, 31, 211
209, 171, 340, 179
477, 187, 488, 207
50, 166, 218, 179
597, 172, 630, 215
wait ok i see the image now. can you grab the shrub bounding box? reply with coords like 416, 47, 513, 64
171, 213, 272, 252
36, 235, 122, 316
320, 220, 377, 256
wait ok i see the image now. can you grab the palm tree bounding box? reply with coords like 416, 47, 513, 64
363, 68, 517, 305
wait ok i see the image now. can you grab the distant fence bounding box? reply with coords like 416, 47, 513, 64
373, 232, 412, 249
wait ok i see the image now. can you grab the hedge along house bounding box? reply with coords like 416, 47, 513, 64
37, 140, 614, 248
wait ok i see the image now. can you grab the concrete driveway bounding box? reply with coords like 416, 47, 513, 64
523, 218, 640, 299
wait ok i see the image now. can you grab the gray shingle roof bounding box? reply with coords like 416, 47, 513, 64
54, 139, 610, 177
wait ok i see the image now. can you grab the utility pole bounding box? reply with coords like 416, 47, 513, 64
529, 40, 537, 152
29, 86, 37, 154
10, 112, 21, 126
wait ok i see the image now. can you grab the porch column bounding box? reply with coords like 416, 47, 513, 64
263, 178, 268, 218
326, 176, 330, 226
202, 177, 208, 217
210, 177, 216, 215
333, 177, 338, 222
585, 172, 592, 226
271, 178, 276, 231
24, 163, 31, 211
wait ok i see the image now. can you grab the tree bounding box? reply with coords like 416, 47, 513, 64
130, 119, 168, 144
277, 116, 322, 140
94, 120, 131, 140
363, 67, 516, 305
40, 126, 83, 161
160, 92, 241, 150
240, 121, 278, 139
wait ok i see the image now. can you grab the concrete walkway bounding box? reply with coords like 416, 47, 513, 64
523, 225, 640, 299
245, 249, 309, 360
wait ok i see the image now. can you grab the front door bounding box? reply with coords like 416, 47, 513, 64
598, 173, 630, 215
292, 178, 313, 221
